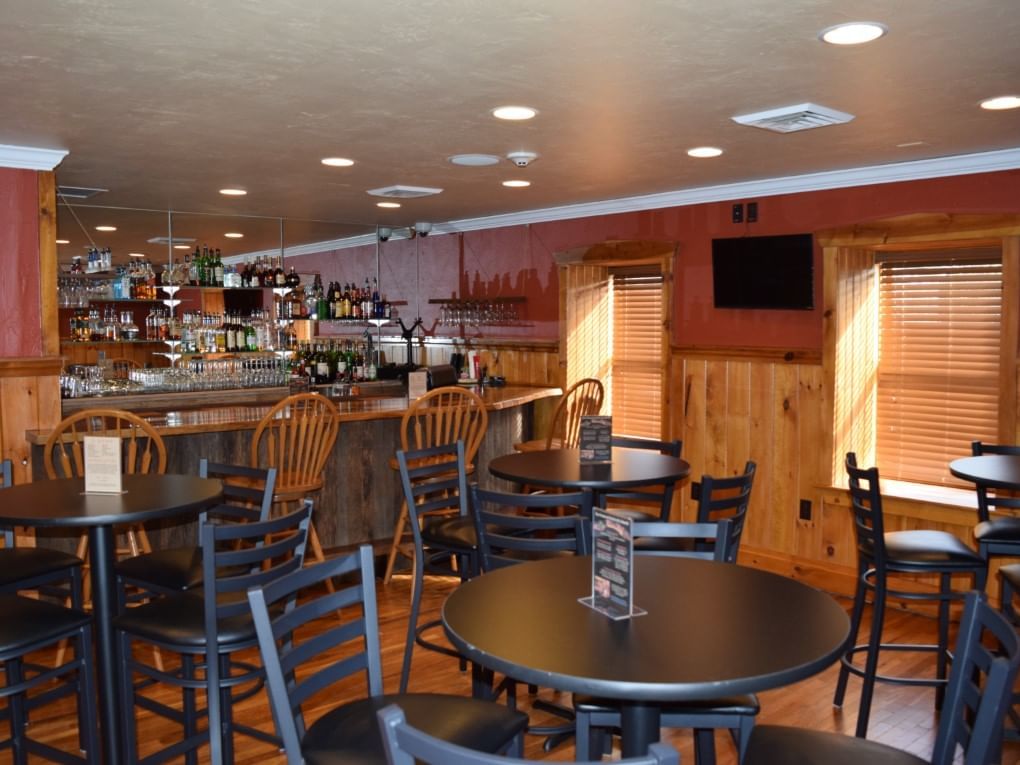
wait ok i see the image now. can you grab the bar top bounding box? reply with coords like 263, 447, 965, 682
27, 384, 561, 443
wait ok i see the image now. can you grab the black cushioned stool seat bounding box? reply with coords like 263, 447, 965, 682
744, 725, 926, 765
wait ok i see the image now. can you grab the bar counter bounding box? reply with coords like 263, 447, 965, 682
27, 384, 560, 554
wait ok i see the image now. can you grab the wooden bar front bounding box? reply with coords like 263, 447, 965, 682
27, 385, 560, 555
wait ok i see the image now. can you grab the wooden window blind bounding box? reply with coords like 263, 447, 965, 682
610, 268, 663, 438
876, 249, 1003, 484
564, 264, 612, 390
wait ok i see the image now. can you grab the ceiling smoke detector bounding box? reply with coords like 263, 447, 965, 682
366, 185, 444, 199
506, 151, 538, 167
731, 103, 855, 133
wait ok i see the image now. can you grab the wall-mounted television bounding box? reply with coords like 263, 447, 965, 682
711, 233, 815, 310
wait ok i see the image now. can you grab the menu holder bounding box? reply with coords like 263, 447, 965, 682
579, 507, 646, 620
83, 435, 125, 494
408, 370, 429, 401
579, 415, 612, 463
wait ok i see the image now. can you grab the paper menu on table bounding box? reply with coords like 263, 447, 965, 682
84, 435, 123, 494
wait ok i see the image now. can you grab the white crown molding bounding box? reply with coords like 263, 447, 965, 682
233, 147, 1020, 257
0, 144, 69, 171
435, 147, 1020, 235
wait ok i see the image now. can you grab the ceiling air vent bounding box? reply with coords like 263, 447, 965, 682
147, 236, 196, 245
731, 102, 854, 133
366, 185, 444, 199
57, 185, 108, 200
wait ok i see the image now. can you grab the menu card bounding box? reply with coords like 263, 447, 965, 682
579, 415, 612, 463
83, 435, 124, 494
580, 508, 646, 620
408, 370, 429, 400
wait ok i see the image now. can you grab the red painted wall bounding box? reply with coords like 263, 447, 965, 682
0, 168, 43, 357
290, 169, 1020, 350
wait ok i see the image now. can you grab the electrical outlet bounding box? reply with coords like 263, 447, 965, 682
731, 203, 744, 223
747, 202, 758, 222
799, 498, 812, 521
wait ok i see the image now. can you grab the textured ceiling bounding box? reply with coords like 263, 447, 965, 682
2, 0, 1018, 263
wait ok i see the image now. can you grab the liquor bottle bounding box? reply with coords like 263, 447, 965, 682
286, 267, 300, 288
313, 276, 327, 320
214, 248, 224, 287
189, 247, 200, 285
274, 257, 286, 287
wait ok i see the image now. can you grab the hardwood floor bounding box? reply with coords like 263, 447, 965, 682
17, 570, 1020, 764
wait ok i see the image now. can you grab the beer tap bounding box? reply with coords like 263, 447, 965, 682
397, 316, 424, 368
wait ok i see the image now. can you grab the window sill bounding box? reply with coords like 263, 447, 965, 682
820, 480, 978, 527
879, 479, 978, 510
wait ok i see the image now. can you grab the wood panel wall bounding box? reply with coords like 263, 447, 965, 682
0, 357, 63, 484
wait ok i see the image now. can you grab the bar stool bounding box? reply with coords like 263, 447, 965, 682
251, 392, 340, 574
833, 452, 988, 738
512, 377, 604, 452
969, 440, 1020, 561
996, 563, 1020, 742
383, 386, 488, 584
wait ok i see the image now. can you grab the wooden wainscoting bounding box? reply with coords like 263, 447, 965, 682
0, 356, 62, 484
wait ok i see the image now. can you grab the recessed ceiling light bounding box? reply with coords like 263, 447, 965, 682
224, 232, 244, 239
95, 225, 117, 232
128, 252, 146, 258
492, 105, 537, 121
502, 180, 531, 188
321, 157, 355, 167
819, 22, 887, 45
449, 154, 501, 167
896, 141, 927, 148
173, 244, 191, 250
56, 238, 69, 244
376, 201, 401, 209
980, 95, 1020, 111
687, 146, 723, 158
219, 188, 247, 196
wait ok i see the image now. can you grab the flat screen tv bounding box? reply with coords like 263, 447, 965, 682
711, 233, 815, 310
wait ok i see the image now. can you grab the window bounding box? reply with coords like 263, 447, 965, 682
560, 242, 673, 441
875, 251, 1002, 484
610, 268, 664, 438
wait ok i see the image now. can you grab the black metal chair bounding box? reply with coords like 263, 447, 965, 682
603, 436, 683, 523
997, 563, 1020, 742
378, 704, 678, 765
749, 590, 1020, 765
469, 485, 593, 750
0, 594, 99, 764
246, 545, 529, 765
470, 484, 593, 571
970, 440, 1020, 561
573, 518, 755, 765
113, 501, 313, 765
396, 440, 479, 694
833, 452, 988, 738
634, 460, 755, 560
114, 460, 277, 601
0, 458, 85, 610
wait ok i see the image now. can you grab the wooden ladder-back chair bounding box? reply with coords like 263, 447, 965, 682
383, 386, 488, 584
514, 377, 604, 452
251, 392, 341, 575
43, 408, 167, 603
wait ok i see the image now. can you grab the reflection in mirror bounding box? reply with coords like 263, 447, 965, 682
56, 203, 173, 272
170, 211, 283, 286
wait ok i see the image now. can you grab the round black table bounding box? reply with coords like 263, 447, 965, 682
488, 447, 690, 494
443, 555, 849, 757
950, 455, 1020, 491
0, 473, 222, 765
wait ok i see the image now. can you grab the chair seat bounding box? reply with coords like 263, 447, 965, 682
0, 547, 82, 587
0, 594, 90, 653
301, 692, 528, 765
744, 724, 926, 765
114, 546, 202, 592
882, 529, 984, 568
1001, 562, 1020, 592
574, 693, 759, 717
422, 516, 478, 550
112, 592, 257, 647
513, 438, 564, 453
975, 516, 1020, 543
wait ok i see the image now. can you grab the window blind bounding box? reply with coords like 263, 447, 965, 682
611, 269, 663, 439
876, 251, 1002, 484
